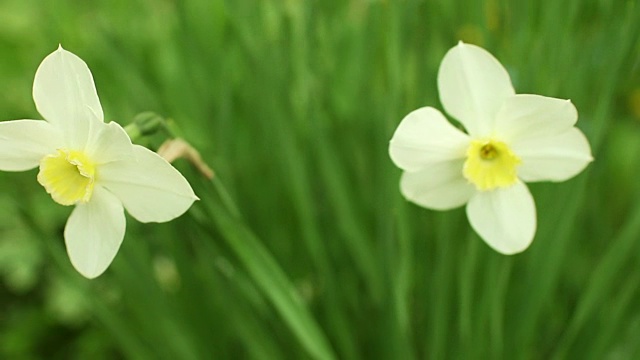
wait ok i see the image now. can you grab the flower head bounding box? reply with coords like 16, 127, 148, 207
389, 42, 592, 254
0, 46, 198, 278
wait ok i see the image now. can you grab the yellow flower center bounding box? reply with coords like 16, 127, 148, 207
37, 149, 96, 206
463, 139, 521, 191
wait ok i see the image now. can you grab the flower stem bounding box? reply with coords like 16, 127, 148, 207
210, 175, 242, 220
193, 174, 336, 360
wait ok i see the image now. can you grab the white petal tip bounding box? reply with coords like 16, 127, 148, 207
489, 242, 531, 255
67, 247, 112, 279
76, 269, 103, 279
467, 183, 536, 256
478, 227, 535, 255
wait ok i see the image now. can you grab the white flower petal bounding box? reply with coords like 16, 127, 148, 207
86, 121, 133, 164
514, 128, 593, 182
437, 42, 515, 136
0, 120, 62, 171
466, 181, 536, 254
494, 94, 578, 142
400, 160, 475, 210
389, 107, 470, 171
33, 46, 103, 148
64, 186, 125, 279
98, 145, 198, 223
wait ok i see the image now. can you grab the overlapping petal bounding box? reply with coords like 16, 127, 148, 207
0, 46, 199, 279
494, 95, 578, 142
466, 181, 536, 254
86, 121, 133, 165
0, 120, 62, 171
513, 128, 593, 182
98, 145, 198, 223
33, 46, 103, 148
64, 186, 125, 279
388, 41, 594, 256
437, 42, 515, 137
400, 160, 475, 210
389, 107, 469, 171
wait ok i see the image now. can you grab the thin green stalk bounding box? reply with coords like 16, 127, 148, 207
589, 269, 640, 359
488, 257, 511, 360
428, 212, 457, 359
552, 199, 640, 358
194, 175, 337, 360
458, 231, 480, 350
16, 205, 152, 359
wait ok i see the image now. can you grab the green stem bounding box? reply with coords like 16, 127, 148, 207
210, 175, 242, 220
195, 175, 336, 360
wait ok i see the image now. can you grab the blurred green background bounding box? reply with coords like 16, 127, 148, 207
0, 0, 639, 359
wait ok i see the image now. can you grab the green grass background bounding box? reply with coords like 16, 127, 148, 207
0, 0, 639, 359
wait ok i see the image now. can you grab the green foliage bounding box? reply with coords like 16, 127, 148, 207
0, 0, 639, 358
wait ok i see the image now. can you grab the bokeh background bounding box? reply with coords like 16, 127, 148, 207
0, 0, 639, 359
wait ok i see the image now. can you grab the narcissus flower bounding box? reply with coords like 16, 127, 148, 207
389, 42, 592, 254
0, 46, 198, 278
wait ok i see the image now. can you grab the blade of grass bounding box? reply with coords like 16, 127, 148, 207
192, 175, 336, 360
552, 199, 640, 358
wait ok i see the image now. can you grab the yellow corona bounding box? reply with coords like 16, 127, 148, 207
37, 149, 96, 206
463, 139, 520, 191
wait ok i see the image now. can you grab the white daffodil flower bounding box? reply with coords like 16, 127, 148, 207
389, 42, 592, 254
0, 46, 198, 278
